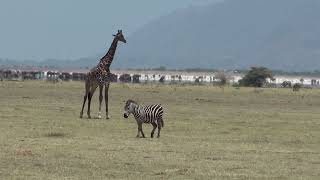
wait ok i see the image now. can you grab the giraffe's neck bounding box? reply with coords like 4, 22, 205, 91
99, 37, 119, 71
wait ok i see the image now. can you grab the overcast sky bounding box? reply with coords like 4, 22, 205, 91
0, 0, 222, 61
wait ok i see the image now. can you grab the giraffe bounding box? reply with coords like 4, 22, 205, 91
80, 30, 126, 119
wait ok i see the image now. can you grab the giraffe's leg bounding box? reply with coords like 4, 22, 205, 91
80, 79, 89, 118
98, 85, 103, 119
87, 92, 92, 119
151, 122, 157, 138
105, 82, 110, 119
87, 84, 98, 119
80, 94, 87, 118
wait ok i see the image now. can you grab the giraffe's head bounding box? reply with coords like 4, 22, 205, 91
113, 30, 127, 43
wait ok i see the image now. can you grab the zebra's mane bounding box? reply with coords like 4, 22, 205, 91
126, 99, 138, 106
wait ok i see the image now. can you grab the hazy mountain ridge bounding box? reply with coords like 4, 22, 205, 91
0, 58, 94, 69
113, 0, 320, 71
2, 0, 320, 71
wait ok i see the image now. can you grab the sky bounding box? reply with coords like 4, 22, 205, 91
0, 0, 222, 61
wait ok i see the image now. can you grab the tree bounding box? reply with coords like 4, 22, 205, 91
239, 67, 274, 87
300, 78, 304, 84
293, 83, 302, 92
215, 71, 229, 86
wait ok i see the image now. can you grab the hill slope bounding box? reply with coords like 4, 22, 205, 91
114, 0, 320, 71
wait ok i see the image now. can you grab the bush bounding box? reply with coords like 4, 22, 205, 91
293, 83, 302, 91
239, 67, 274, 87
215, 71, 230, 86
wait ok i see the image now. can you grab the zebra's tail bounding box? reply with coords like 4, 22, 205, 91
160, 118, 164, 128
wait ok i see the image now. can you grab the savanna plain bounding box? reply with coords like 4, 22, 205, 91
0, 81, 319, 179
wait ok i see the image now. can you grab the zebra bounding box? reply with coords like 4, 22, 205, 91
123, 100, 164, 138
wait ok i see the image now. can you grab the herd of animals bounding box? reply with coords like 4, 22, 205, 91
80, 30, 164, 138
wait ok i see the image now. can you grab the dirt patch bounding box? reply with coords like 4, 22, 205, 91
146, 90, 160, 93
195, 98, 214, 103
44, 132, 67, 138
16, 149, 34, 157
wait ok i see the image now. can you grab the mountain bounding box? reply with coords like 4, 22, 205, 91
113, 0, 320, 71
0, 57, 97, 70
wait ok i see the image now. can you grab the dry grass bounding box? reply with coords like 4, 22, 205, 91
0, 80, 319, 179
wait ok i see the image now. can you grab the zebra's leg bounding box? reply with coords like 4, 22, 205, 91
105, 82, 110, 119
97, 85, 103, 119
138, 123, 145, 138
136, 122, 141, 138
151, 122, 157, 138
136, 127, 140, 138
157, 121, 162, 138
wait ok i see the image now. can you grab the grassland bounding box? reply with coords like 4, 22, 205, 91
0, 80, 319, 179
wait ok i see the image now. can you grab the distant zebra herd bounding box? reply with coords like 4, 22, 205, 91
281, 81, 302, 91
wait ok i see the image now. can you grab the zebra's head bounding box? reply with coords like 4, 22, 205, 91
113, 30, 127, 43
123, 99, 137, 118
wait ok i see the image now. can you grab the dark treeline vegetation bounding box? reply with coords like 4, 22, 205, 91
239, 67, 274, 87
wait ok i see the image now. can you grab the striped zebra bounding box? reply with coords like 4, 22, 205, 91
123, 100, 164, 138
